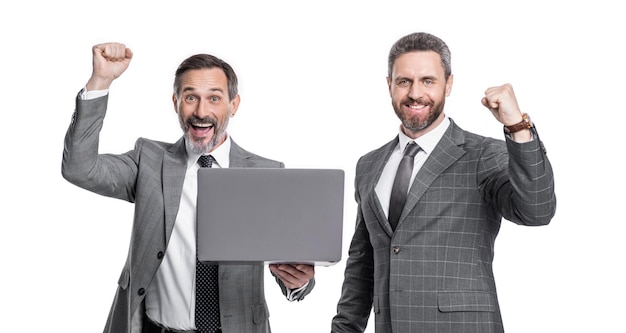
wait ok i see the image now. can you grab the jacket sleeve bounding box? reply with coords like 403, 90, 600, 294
480, 126, 557, 226
272, 273, 316, 301
61, 92, 139, 202
331, 158, 375, 332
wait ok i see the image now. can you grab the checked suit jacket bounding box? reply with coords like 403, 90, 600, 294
331, 119, 556, 333
62, 94, 314, 333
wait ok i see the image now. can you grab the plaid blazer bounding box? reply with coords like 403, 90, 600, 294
332, 119, 556, 333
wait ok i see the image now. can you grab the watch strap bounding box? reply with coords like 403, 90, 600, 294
505, 113, 532, 133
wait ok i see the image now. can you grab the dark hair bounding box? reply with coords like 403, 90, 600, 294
387, 32, 452, 80
173, 54, 238, 100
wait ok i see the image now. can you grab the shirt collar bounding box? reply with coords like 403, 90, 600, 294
186, 134, 232, 169
397, 116, 450, 154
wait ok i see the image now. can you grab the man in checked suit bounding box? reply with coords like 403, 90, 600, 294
331, 32, 556, 332
62, 43, 315, 333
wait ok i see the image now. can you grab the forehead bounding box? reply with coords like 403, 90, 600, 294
180, 68, 228, 92
392, 51, 444, 78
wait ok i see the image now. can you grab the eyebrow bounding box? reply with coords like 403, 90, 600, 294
394, 76, 411, 82
181, 86, 225, 94
395, 75, 439, 83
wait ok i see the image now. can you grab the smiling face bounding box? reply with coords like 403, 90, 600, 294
173, 68, 240, 154
387, 51, 453, 139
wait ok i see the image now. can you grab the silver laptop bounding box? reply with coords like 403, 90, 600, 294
197, 168, 344, 266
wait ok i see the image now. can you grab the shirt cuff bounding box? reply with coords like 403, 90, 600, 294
79, 87, 108, 100
285, 282, 309, 301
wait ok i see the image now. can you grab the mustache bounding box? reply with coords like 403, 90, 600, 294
186, 115, 217, 128
403, 97, 432, 105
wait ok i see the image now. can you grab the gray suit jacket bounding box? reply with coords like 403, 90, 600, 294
331, 119, 556, 333
62, 94, 314, 333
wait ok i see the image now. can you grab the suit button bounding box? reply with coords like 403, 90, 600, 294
392, 247, 400, 254
138, 288, 145, 296
157, 251, 164, 259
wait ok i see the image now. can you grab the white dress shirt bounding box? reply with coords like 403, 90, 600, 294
144, 136, 231, 330
375, 117, 450, 219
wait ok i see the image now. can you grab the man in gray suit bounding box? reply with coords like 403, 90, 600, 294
62, 43, 315, 333
331, 32, 556, 332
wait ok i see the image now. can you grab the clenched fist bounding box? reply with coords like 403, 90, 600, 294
482, 84, 531, 142
86, 42, 133, 91
481, 83, 523, 125
482, 83, 531, 142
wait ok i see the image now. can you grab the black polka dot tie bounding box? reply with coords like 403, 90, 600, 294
198, 154, 215, 168
196, 155, 221, 332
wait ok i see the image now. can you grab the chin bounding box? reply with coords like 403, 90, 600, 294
185, 135, 213, 155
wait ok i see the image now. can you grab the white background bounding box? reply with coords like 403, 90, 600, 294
1, 1, 624, 332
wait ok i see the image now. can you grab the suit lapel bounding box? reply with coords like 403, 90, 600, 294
163, 139, 253, 241
397, 120, 466, 228
365, 138, 398, 236
228, 139, 255, 168
163, 138, 187, 241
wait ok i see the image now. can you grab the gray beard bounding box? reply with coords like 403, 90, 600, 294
185, 130, 226, 155
180, 112, 230, 155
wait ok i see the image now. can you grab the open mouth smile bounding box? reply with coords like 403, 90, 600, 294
189, 121, 215, 137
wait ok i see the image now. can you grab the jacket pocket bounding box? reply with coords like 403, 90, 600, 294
252, 302, 269, 325
117, 268, 130, 290
437, 291, 497, 312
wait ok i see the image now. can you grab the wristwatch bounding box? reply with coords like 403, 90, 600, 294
504, 113, 532, 133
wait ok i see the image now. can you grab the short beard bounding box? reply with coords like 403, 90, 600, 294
396, 98, 445, 133
180, 114, 229, 155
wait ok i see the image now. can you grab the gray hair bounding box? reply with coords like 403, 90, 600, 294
173, 53, 238, 101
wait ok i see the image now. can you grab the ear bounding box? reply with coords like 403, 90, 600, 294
445, 74, 454, 97
172, 94, 179, 114
386, 76, 392, 96
229, 94, 241, 117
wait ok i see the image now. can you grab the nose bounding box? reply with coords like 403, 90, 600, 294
194, 98, 211, 118
408, 83, 424, 100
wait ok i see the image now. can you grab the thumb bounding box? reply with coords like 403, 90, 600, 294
481, 97, 491, 108
481, 96, 498, 110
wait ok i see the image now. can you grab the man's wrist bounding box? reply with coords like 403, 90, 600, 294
286, 282, 309, 301
80, 87, 109, 100
504, 113, 532, 134
509, 128, 532, 143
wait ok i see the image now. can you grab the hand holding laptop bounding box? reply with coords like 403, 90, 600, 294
269, 264, 315, 289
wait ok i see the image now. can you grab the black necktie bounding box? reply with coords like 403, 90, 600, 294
388, 142, 420, 230
196, 155, 221, 333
